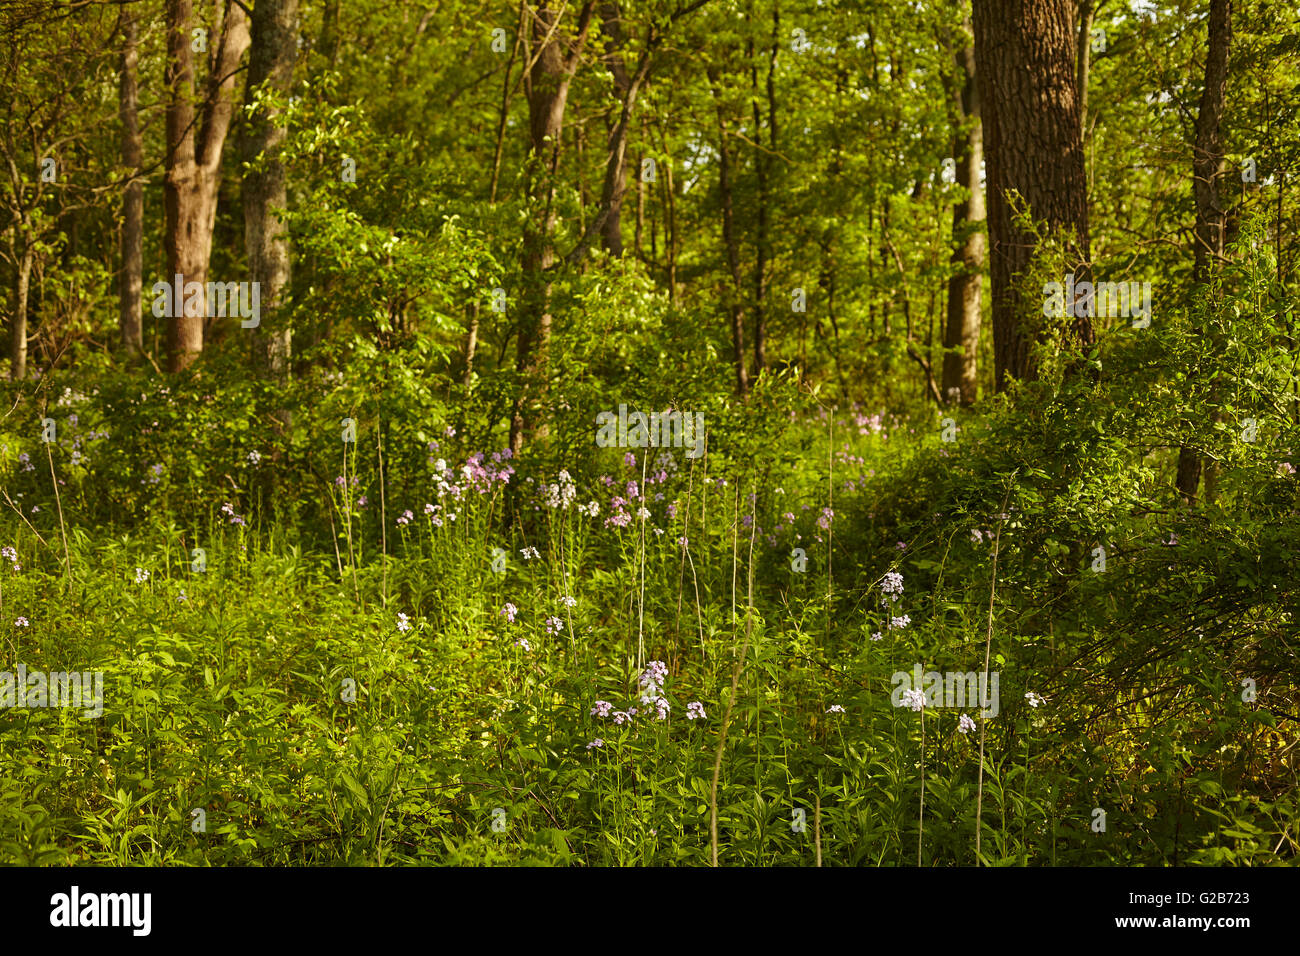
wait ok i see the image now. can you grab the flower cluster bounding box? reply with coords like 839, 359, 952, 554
134, 567, 150, 584
1, 545, 18, 572
220, 502, 246, 526
500, 603, 518, 624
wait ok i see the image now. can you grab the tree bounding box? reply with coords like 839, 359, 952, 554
163, 0, 250, 372
510, 1, 596, 456
118, 7, 143, 358
942, 15, 985, 406
1175, 0, 1232, 504
973, 0, 1092, 390
242, 0, 298, 381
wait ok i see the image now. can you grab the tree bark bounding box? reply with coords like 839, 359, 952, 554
973, 0, 1092, 391
510, 1, 595, 456
163, 0, 250, 372
242, 0, 297, 381
1176, 0, 1232, 504
942, 16, 985, 406
749, 1, 778, 382
118, 10, 144, 358
9, 232, 32, 380
709, 69, 748, 399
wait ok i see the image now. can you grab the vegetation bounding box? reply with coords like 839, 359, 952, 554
0, 0, 1297, 866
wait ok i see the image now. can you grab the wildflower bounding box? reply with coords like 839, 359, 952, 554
586, 739, 604, 749
817, 507, 834, 531
1025, 691, 1046, 708
514, 637, 532, 651
612, 710, 631, 725
544, 616, 563, 636
520, 546, 541, 561
559, 595, 577, 608
901, 688, 926, 712
500, 603, 518, 624
396, 613, 411, 633
958, 713, 976, 734
640, 660, 668, 689
444, 426, 456, 437
1280, 462, 1297, 475
356, 496, 368, 507
134, 567, 150, 584
881, 571, 904, 598
826, 704, 845, 714
424, 503, 436, 515
397, 509, 413, 526
970, 528, 984, 544
890, 615, 911, 630
870, 632, 883, 641
624, 452, 636, 468
686, 701, 706, 720
247, 450, 262, 465
590, 700, 613, 718
14, 617, 29, 627
177, 590, 188, 603
18, 452, 33, 472
896, 541, 907, 550
654, 697, 670, 721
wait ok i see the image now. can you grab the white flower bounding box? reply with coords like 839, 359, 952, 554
900, 688, 926, 712
826, 704, 845, 714
958, 713, 976, 734
1025, 691, 1046, 708
134, 567, 150, 584
396, 612, 411, 632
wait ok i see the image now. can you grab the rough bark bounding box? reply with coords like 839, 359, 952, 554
709, 69, 748, 399
118, 10, 143, 357
973, 0, 1092, 390
163, 0, 250, 372
1176, 0, 1232, 504
943, 17, 985, 406
242, 0, 298, 381
510, 1, 595, 456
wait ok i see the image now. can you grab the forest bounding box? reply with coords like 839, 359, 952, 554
0, 0, 1296, 868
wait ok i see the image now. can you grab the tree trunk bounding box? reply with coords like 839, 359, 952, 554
1076, 0, 1094, 138
510, 1, 595, 456
118, 10, 144, 358
1176, 0, 1232, 504
973, 0, 1092, 391
163, 0, 250, 372
9, 232, 32, 380
749, 1, 778, 382
942, 17, 985, 406
242, 0, 297, 381
709, 70, 748, 399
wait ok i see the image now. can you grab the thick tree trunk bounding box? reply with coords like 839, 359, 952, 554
163, 0, 250, 372
942, 17, 985, 406
1176, 0, 1232, 504
973, 0, 1092, 391
118, 11, 144, 358
510, 2, 595, 456
242, 0, 297, 381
